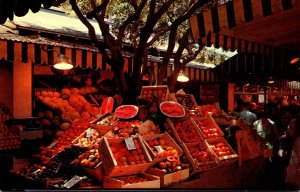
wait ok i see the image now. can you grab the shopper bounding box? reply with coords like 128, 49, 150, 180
253, 111, 279, 149
239, 101, 257, 124
250, 102, 258, 116
285, 117, 300, 189
233, 98, 243, 114
266, 94, 278, 122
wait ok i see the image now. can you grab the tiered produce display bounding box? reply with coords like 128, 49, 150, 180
9, 87, 239, 189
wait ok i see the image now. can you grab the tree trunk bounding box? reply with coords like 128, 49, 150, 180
132, 35, 148, 98
110, 52, 129, 101
168, 66, 181, 93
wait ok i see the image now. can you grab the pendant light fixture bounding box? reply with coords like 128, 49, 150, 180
41, 47, 73, 70
53, 54, 73, 70
177, 70, 189, 82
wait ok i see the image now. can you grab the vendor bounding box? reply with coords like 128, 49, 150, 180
79, 77, 98, 95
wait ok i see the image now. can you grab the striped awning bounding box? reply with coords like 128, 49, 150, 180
190, 0, 300, 53
146, 61, 220, 83
0, 35, 134, 73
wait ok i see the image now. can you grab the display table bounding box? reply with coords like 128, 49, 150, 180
169, 157, 267, 189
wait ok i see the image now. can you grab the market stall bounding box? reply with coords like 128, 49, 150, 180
1, 85, 275, 189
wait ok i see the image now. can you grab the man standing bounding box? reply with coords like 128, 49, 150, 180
239, 101, 257, 124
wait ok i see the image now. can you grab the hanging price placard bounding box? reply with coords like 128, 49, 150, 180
125, 137, 136, 150
154, 145, 164, 153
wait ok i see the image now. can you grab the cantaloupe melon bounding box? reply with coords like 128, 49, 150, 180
60, 122, 71, 131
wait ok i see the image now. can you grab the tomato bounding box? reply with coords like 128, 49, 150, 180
216, 143, 224, 148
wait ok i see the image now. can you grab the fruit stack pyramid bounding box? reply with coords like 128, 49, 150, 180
35, 88, 100, 122
0, 103, 21, 150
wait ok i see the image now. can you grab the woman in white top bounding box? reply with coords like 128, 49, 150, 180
286, 117, 300, 189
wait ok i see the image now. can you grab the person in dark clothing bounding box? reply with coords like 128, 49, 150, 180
266, 94, 278, 122
233, 98, 243, 114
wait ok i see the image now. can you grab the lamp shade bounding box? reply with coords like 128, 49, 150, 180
177, 71, 189, 82
53, 54, 73, 70
267, 77, 274, 84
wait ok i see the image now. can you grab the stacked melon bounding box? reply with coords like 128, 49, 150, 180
0, 103, 21, 150
35, 88, 100, 122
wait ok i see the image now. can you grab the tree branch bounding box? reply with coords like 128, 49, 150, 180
172, 0, 210, 28
70, 0, 112, 63
153, 0, 174, 22
117, 0, 148, 44
129, 0, 138, 11
93, 14, 116, 52
149, 0, 156, 19
86, 0, 109, 19
147, 26, 169, 46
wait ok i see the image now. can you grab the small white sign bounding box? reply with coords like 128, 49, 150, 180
125, 137, 136, 150
47, 141, 57, 149
154, 145, 164, 153
63, 175, 81, 189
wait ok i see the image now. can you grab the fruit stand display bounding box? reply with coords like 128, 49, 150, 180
5, 85, 244, 189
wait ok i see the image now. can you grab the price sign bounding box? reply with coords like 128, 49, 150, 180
32, 169, 42, 174
125, 137, 136, 150
154, 145, 164, 153
63, 175, 81, 189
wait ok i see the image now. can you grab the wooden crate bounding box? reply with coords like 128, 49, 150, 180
83, 162, 105, 182
140, 85, 169, 103
89, 113, 119, 136
175, 94, 198, 109
192, 116, 224, 139
142, 132, 183, 165
181, 141, 219, 172
100, 135, 152, 177
103, 173, 160, 189
165, 118, 203, 144
206, 137, 238, 164
146, 167, 189, 187
71, 128, 103, 145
